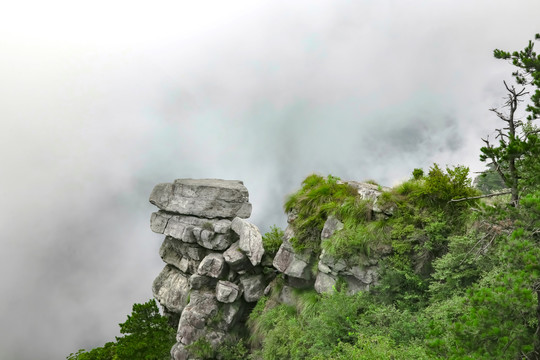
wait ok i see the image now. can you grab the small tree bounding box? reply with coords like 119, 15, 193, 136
479, 81, 528, 206
115, 299, 176, 360
67, 299, 176, 360
480, 35, 540, 206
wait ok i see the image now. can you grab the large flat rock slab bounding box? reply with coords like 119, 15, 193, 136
149, 179, 252, 219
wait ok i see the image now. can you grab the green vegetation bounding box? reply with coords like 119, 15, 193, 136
185, 338, 214, 359
481, 34, 540, 206
66, 299, 175, 360
262, 225, 284, 255
284, 174, 365, 253
248, 32, 540, 357
70, 34, 540, 360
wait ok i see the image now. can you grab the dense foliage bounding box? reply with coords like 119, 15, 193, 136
248, 174, 540, 359
67, 299, 176, 360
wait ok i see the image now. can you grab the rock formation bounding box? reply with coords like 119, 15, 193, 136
150, 179, 271, 360
149, 178, 391, 359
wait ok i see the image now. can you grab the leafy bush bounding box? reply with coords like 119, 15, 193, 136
319, 333, 434, 360
185, 337, 214, 359
262, 225, 284, 255
322, 220, 388, 259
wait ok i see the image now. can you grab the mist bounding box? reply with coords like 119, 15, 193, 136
1, 0, 539, 358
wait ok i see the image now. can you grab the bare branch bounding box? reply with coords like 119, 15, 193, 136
448, 190, 512, 203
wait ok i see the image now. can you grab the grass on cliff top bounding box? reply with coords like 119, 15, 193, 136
284, 174, 372, 253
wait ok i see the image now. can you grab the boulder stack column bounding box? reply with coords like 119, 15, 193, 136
149, 179, 268, 360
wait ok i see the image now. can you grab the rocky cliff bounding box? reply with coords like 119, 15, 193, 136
149, 178, 390, 360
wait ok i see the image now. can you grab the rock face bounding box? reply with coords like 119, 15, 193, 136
231, 217, 265, 266
149, 178, 391, 359
273, 226, 315, 288
150, 179, 252, 219
149, 179, 274, 360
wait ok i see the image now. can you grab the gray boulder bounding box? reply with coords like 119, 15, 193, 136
219, 302, 243, 330
197, 253, 228, 279
176, 291, 219, 345
231, 217, 264, 266
171, 342, 189, 360
273, 229, 313, 282
150, 212, 236, 249
321, 215, 343, 240
343, 275, 369, 294
159, 236, 184, 269
223, 241, 252, 274
197, 232, 233, 251
240, 274, 265, 302
149, 179, 252, 219
215, 281, 242, 303
152, 265, 190, 314
319, 250, 348, 275
189, 274, 217, 290
345, 265, 379, 285
314, 272, 337, 294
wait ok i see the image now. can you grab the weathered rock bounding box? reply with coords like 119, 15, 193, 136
273, 233, 313, 282
189, 274, 217, 290
176, 291, 219, 345
240, 274, 265, 302
151, 212, 236, 248
153, 265, 190, 314
321, 215, 344, 240
159, 236, 184, 269
343, 275, 369, 294
158, 237, 205, 272
272, 243, 294, 273
349, 265, 378, 285
219, 302, 243, 330
287, 209, 298, 224
197, 253, 228, 279
171, 342, 189, 360
184, 245, 206, 261
197, 232, 233, 251
149, 179, 252, 219
213, 219, 232, 234
287, 276, 314, 289
216, 281, 242, 303
150, 211, 171, 234
314, 272, 337, 294
319, 250, 348, 274
178, 257, 200, 274
231, 217, 264, 266
223, 241, 252, 274
206, 330, 228, 350
277, 284, 296, 306
317, 261, 332, 274
345, 181, 395, 215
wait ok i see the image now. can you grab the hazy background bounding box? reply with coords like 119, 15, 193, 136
1, 0, 539, 358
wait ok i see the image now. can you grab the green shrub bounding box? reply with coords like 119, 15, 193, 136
262, 226, 284, 255
284, 174, 361, 252
185, 337, 214, 359
322, 220, 388, 259
412, 168, 424, 180
284, 174, 374, 255
320, 333, 434, 360
217, 336, 249, 360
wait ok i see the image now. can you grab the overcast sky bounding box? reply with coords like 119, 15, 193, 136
1, 1, 539, 358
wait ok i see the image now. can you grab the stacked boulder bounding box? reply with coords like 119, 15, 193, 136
149, 179, 270, 360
